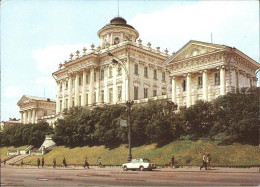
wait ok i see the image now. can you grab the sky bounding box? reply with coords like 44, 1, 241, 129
1, 0, 259, 121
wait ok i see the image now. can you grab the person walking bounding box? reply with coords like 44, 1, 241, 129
37, 158, 40, 168
53, 158, 56, 168
200, 153, 207, 170
20, 159, 24, 167
98, 157, 102, 168
41, 157, 45, 168
84, 157, 89, 169
206, 154, 211, 170
63, 157, 67, 167
170, 156, 175, 167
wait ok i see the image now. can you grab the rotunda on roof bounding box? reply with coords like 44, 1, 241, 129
97, 17, 139, 48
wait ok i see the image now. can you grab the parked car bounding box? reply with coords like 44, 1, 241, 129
122, 158, 156, 171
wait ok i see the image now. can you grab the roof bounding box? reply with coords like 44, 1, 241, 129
24, 95, 56, 102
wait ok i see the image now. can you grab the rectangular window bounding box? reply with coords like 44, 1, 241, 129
94, 92, 96, 104
109, 67, 113, 78
60, 100, 62, 111
153, 69, 157, 80
65, 99, 68, 108
79, 95, 81, 106
79, 76, 82, 86
65, 81, 68, 90
86, 94, 88, 105
144, 88, 148, 98
183, 80, 186, 91
215, 73, 220, 85
144, 67, 148, 77
198, 76, 203, 89
162, 92, 166, 95
101, 90, 104, 103
60, 83, 62, 92
117, 86, 122, 101
109, 88, 113, 103
162, 72, 165, 81
72, 97, 75, 107
153, 90, 157, 97
94, 72, 96, 82
134, 86, 138, 100
86, 75, 89, 84
100, 69, 104, 80
118, 66, 122, 75
134, 64, 138, 75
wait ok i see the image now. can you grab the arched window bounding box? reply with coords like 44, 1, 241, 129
114, 37, 120, 45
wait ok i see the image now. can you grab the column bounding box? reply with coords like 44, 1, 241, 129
96, 70, 100, 104
220, 66, 226, 95
56, 81, 60, 113
113, 66, 117, 103
28, 110, 32, 124
186, 73, 191, 107
32, 109, 36, 124
202, 70, 208, 101
82, 70, 86, 105
35, 110, 38, 123
68, 76, 72, 108
20, 111, 23, 124
89, 68, 94, 105
171, 77, 176, 104
122, 67, 126, 102
104, 68, 108, 103
75, 73, 79, 106
62, 80, 66, 109
23, 111, 27, 124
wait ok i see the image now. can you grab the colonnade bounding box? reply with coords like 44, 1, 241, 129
20, 109, 37, 124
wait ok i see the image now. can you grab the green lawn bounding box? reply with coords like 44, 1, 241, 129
5, 140, 260, 167
0, 145, 28, 160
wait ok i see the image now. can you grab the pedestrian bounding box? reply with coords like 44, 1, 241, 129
53, 158, 56, 168
200, 153, 207, 170
4, 160, 6, 165
37, 158, 40, 168
84, 157, 89, 169
170, 156, 175, 167
21, 159, 24, 167
63, 157, 67, 167
98, 157, 102, 168
206, 154, 211, 170
41, 157, 44, 168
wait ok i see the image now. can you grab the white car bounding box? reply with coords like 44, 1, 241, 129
122, 158, 156, 171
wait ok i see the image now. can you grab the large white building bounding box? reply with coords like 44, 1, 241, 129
53, 17, 259, 113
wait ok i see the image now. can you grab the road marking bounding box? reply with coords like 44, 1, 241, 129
37, 178, 48, 181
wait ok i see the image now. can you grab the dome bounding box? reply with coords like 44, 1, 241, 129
100, 17, 135, 30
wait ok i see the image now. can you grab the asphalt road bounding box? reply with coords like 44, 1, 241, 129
1, 166, 259, 186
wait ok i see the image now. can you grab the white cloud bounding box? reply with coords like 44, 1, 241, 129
32, 44, 90, 75
130, 1, 259, 61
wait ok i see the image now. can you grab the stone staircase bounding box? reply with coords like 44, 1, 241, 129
7, 154, 30, 165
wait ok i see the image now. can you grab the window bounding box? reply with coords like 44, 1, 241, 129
86, 75, 89, 84
60, 83, 62, 92
134, 64, 138, 75
215, 73, 220, 85
79, 76, 82, 86
144, 67, 148, 77
109, 88, 113, 103
182, 80, 186, 91
162, 92, 166, 95
162, 72, 165, 81
65, 99, 68, 108
198, 76, 203, 89
153, 69, 157, 80
44, 110, 47, 116
114, 37, 120, 45
100, 69, 104, 80
65, 81, 68, 90
144, 88, 148, 98
118, 86, 122, 101
79, 95, 81, 106
109, 67, 113, 77
94, 72, 96, 82
101, 90, 104, 103
118, 65, 122, 75
94, 92, 96, 104
153, 90, 157, 97
72, 97, 75, 107
86, 94, 88, 105
134, 86, 138, 100
60, 100, 62, 111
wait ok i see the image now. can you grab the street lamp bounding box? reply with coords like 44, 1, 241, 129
108, 51, 133, 162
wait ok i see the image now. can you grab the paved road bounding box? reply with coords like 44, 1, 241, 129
1, 165, 259, 186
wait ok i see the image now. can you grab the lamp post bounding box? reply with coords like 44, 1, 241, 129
108, 51, 133, 161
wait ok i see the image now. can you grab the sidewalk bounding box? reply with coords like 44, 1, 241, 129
2, 164, 259, 173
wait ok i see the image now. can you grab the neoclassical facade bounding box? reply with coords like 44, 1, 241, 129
53, 17, 171, 114
165, 40, 259, 107
17, 95, 56, 124
52, 17, 259, 113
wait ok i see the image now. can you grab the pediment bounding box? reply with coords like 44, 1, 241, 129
167, 40, 227, 64
17, 95, 32, 106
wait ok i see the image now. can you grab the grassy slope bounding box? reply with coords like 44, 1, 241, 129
7, 140, 260, 166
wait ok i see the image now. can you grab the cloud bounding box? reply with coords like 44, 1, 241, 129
32, 44, 90, 75
130, 1, 259, 61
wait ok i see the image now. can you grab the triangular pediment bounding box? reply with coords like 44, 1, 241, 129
166, 40, 228, 64
17, 95, 33, 106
